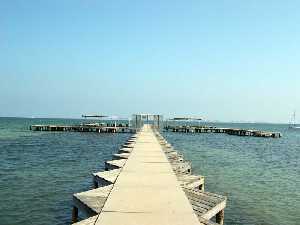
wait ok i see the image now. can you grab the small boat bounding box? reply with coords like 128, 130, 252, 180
289, 111, 300, 129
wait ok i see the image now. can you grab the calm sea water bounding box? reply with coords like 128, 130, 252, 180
0, 117, 131, 225
0, 118, 299, 225
163, 122, 300, 225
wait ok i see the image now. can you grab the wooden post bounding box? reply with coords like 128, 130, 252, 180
93, 177, 98, 188
216, 209, 224, 225
199, 183, 205, 191
72, 206, 78, 223
135, 115, 138, 129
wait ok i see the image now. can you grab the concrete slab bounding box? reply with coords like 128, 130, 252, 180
93, 169, 121, 187
94, 125, 201, 225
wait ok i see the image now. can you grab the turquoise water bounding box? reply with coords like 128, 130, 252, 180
0, 118, 299, 225
163, 123, 300, 225
0, 117, 130, 225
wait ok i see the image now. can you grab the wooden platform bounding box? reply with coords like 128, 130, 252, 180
72, 125, 227, 225
165, 125, 282, 138
183, 188, 226, 222
178, 174, 205, 190
30, 124, 136, 133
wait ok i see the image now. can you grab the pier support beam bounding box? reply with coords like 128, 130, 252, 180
216, 209, 224, 225
72, 206, 78, 223
199, 183, 204, 191
93, 177, 99, 188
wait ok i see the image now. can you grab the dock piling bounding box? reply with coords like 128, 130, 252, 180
216, 209, 225, 225
72, 206, 78, 223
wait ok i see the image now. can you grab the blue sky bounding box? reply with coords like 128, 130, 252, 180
1, 0, 300, 122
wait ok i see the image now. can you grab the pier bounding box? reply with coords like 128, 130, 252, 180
164, 125, 282, 138
30, 124, 135, 133
71, 124, 227, 225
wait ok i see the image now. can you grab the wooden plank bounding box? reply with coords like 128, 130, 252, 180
201, 201, 226, 220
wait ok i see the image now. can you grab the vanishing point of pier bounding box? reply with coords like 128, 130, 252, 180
71, 122, 227, 225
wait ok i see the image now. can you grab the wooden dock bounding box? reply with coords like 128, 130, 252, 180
164, 125, 282, 138
30, 124, 136, 133
71, 124, 227, 225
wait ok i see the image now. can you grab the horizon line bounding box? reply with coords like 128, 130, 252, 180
0, 116, 292, 125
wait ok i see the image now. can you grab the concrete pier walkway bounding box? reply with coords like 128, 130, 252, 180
73, 124, 226, 225
94, 124, 200, 225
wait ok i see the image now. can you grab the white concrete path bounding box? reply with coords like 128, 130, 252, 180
95, 124, 201, 225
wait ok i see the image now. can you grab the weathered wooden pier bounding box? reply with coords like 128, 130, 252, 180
71, 124, 227, 225
164, 125, 282, 138
30, 124, 136, 133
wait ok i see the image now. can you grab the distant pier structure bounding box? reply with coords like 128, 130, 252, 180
131, 114, 163, 129
30, 114, 281, 138
81, 114, 107, 119
164, 125, 282, 138
30, 124, 134, 133
30, 114, 134, 133
164, 117, 282, 138
30, 114, 164, 134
